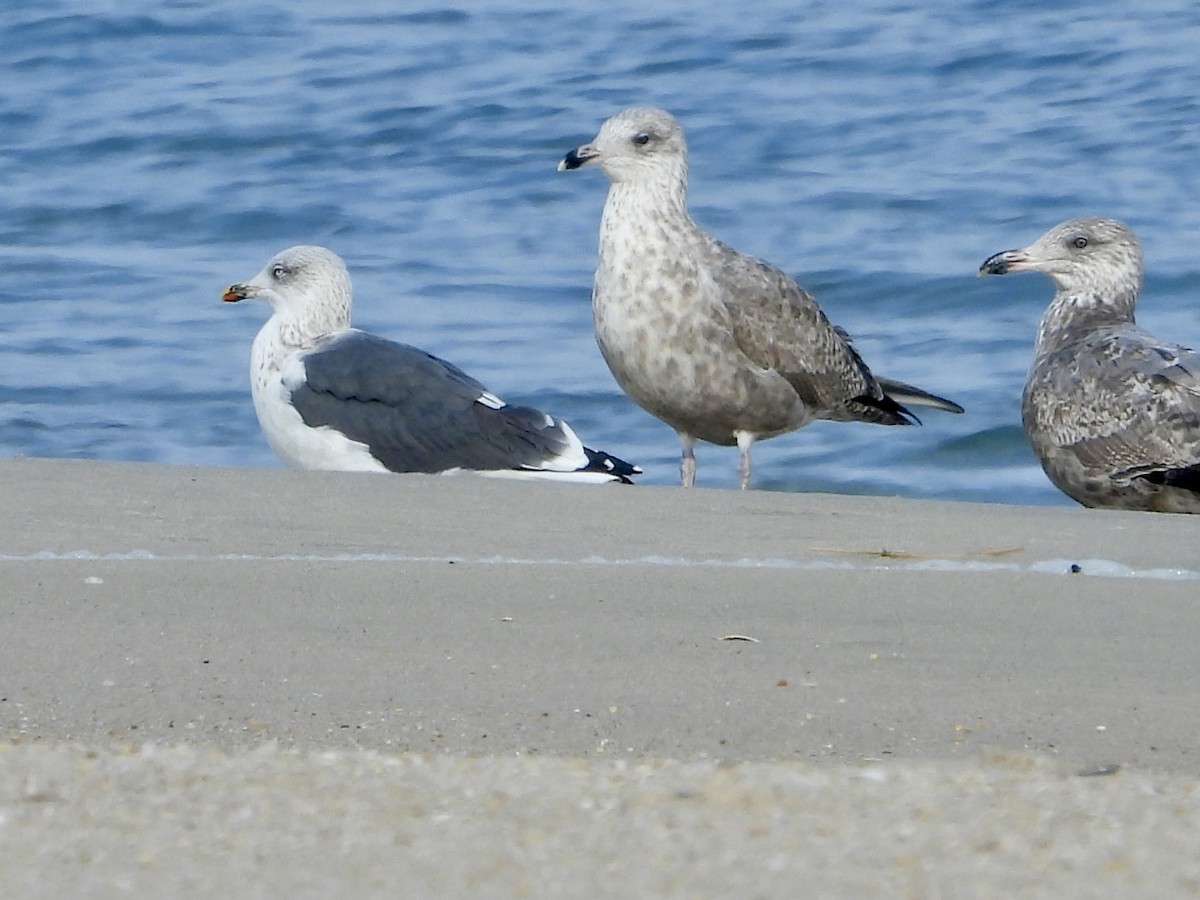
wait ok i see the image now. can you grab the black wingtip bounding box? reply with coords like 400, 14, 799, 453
873, 377, 964, 416
850, 392, 921, 426
1134, 463, 1200, 493
584, 447, 642, 484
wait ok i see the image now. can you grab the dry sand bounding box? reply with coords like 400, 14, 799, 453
2, 457, 1199, 897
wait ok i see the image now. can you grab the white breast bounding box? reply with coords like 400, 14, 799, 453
249, 320, 388, 473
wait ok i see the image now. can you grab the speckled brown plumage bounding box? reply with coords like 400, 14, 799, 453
981, 216, 1200, 513
560, 107, 961, 489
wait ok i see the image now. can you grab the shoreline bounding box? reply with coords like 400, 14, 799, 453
3, 456, 1199, 896
3, 455, 1199, 768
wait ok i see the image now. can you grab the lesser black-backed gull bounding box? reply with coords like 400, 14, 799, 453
223, 245, 640, 483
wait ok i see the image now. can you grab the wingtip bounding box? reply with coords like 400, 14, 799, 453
584, 447, 642, 483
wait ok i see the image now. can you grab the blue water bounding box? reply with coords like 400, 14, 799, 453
3, 1, 1200, 504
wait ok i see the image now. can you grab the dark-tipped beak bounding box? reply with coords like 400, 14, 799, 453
557, 144, 599, 172
222, 283, 254, 302
978, 249, 1029, 276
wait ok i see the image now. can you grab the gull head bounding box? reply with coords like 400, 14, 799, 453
558, 106, 687, 185
978, 216, 1144, 297
223, 245, 353, 327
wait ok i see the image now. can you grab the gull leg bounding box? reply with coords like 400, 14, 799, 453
735, 431, 755, 491
678, 433, 696, 488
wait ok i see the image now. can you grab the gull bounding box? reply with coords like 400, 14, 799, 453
222, 245, 640, 483
558, 106, 962, 490
981, 216, 1200, 513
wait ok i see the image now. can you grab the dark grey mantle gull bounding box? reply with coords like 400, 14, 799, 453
981, 216, 1200, 513
222, 245, 640, 483
558, 106, 962, 490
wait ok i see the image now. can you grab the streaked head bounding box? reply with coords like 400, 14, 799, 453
223, 245, 353, 327
558, 106, 687, 185
979, 216, 1143, 297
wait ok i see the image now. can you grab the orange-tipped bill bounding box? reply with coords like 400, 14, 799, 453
222, 283, 253, 302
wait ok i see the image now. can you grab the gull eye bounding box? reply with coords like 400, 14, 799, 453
1071, 236, 1088, 249
632, 132, 651, 146
271, 264, 288, 279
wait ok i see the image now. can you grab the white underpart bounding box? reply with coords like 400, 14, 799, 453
475, 468, 624, 484
251, 319, 388, 473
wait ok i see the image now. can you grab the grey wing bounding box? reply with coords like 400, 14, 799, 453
1025, 328, 1200, 485
287, 331, 586, 474
708, 242, 910, 423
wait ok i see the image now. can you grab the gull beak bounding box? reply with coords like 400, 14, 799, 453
978, 248, 1032, 276
558, 143, 600, 172
222, 282, 256, 302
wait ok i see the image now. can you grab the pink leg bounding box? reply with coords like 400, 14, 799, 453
679, 433, 696, 488
736, 431, 754, 490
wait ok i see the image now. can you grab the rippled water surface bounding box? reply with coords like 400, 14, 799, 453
4, 1, 1200, 504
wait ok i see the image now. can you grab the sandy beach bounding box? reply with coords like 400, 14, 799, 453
2, 457, 1199, 897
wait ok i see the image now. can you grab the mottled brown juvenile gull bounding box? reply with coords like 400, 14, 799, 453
980, 216, 1200, 513
222, 245, 640, 483
558, 106, 962, 490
